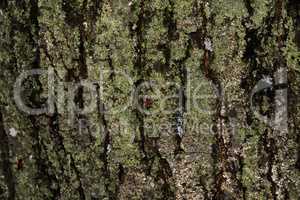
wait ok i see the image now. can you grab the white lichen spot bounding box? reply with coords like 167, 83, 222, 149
9, 128, 18, 137
204, 38, 213, 51
132, 24, 137, 30
262, 75, 272, 85
83, 21, 88, 30
176, 126, 184, 138
107, 144, 112, 154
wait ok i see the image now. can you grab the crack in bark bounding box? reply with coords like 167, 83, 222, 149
242, 0, 290, 198
27, 1, 62, 198
95, 83, 117, 200
129, 1, 176, 199
0, 109, 16, 200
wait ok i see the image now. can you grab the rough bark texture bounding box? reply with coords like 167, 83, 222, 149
0, 0, 299, 199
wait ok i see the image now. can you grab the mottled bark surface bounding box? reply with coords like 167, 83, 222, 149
0, 0, 299, 199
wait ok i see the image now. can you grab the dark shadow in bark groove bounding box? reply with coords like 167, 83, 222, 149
0, 109, 16, 200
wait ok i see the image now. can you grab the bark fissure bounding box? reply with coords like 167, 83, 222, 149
27, 0, 61, 198
0, 109, 16, 200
